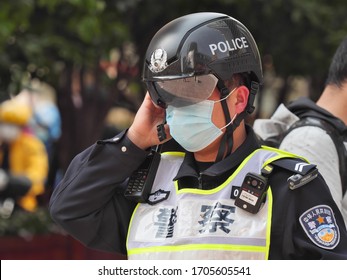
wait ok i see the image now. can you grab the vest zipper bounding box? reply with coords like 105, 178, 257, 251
198, 172, 203, 189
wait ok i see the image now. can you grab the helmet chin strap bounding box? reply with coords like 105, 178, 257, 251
215, 80, 259, 162
215, 80, 234, 162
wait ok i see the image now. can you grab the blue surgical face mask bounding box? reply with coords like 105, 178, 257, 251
166, 88, 236, 152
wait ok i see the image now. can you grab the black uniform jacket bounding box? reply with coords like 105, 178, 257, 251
49, 126, 347, 259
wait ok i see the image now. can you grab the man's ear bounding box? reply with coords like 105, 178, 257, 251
234, 86, 250, 113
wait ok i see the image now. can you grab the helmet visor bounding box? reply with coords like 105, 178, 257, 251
146, 74, 218, 108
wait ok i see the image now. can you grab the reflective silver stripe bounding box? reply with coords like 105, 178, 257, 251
129, 248, 266, 260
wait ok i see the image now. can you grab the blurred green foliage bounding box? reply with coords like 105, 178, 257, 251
1, 0, 347, 100
0, 0, 346, 175
0, 0, 136, 98
0, 207, 61, 238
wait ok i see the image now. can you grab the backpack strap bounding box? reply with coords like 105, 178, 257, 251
286, 117, 347, 195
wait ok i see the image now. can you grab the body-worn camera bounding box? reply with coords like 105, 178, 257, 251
287, 168, 318, 190
234, 172, 269, 214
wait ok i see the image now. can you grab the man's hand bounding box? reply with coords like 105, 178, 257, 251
127, 93, 171, 150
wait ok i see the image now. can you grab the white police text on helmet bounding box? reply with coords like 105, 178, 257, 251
209, 37, 249, 55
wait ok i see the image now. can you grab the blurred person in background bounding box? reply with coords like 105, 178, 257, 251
0, 99, 49, 218
16, 79, 62, 189
254, 37, 347, 227
26, 79, 61, 163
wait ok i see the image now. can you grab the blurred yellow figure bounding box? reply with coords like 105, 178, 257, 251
0, 99, 48, 216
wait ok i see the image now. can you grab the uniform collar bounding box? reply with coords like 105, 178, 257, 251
174, 125, 261, 180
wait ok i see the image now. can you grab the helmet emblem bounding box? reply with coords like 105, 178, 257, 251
149, 49, 168, 73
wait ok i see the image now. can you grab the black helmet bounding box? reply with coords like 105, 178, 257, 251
143, 12, 263, 108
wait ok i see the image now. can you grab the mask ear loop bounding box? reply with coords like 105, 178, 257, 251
220, 113, 238, 130
215, 79, 260, 162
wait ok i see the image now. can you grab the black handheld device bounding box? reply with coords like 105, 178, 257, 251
234, 172, 269, 214
157, 123, 167, 142
124, 146, 161, 203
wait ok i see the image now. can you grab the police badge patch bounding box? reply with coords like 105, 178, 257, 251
299, 205, 340, 249
147, 189, 170, 205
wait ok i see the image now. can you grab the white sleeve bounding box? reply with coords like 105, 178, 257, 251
279, 126, 343, 210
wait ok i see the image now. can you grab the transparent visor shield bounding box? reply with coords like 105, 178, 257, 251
146, 74, 218, 108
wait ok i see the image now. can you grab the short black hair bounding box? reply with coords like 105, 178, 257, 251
325, 36, 347, 88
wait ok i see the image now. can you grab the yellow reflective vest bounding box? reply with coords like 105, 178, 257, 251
126, 147, 304, 260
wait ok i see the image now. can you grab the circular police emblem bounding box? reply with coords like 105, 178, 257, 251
299, 205, 340, 250
149, 49, 168, 73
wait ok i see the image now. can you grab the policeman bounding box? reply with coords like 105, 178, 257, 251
49, 12, 347, 259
